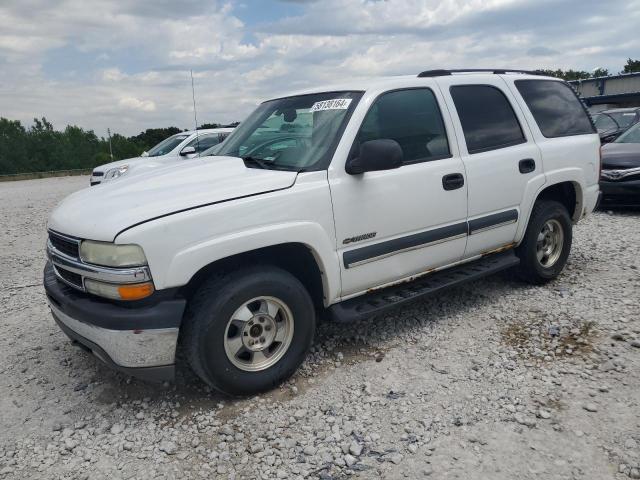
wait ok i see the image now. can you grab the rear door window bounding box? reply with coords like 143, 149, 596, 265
515, 80, 595, 138
450, 85, 526, 154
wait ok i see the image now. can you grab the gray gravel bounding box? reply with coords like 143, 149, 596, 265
1, 175, 639, 479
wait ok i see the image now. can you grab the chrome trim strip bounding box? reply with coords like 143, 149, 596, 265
47, 243, 151, 286
48, 229, 82, 244
48, 301, 178, 368
346, 233, 467, 268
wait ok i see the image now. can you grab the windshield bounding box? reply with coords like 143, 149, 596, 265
607, 111, 637, 129
214, 91, 362, 171
593, 113, 619, 133
147, 134, 190, 157
614, 122, 640, 143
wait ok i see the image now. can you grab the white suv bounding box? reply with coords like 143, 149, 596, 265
90, 128, 234, 185
44, 69, 601, 395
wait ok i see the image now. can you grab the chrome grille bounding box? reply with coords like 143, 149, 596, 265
55, 266, 83, 289
601, 166, 640, 181
48, 231, 80, 259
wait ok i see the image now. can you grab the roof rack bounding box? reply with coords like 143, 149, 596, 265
417, 69, 543, 78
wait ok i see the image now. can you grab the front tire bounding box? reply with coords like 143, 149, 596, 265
516, 200, 572, 284
182, 266, 316, 396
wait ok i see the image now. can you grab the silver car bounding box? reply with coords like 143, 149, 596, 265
90, 128, 234, 185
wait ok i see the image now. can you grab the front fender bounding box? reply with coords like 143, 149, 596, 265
165, 221, 340, 303
115, 174, 341, 305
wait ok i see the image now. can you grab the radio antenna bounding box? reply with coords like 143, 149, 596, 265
190, 69, 200, 154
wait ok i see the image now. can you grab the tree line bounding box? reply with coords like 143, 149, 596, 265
0, 118, 238, 176
537, 58, 640, 81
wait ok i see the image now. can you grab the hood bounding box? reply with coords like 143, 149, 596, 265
601, 143, 640, 169
49, 157, 298, 241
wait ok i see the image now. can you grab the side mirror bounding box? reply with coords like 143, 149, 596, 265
141, 151, 149, 157
180, 146, 196, 156
345, 139, 403, 175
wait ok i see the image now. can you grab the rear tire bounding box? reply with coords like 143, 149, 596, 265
516, 200, 572, 284
181, 266, 316, 396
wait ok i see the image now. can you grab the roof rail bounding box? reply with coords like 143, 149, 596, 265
417, 69, 543, 78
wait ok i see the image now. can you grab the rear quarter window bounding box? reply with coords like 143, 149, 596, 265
515, 80, 595, 138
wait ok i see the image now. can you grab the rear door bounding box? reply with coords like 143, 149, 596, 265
436, 75, 545, 258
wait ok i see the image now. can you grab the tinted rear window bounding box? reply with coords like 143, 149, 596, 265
450, 85, 526, 154
515, 80, 595, 138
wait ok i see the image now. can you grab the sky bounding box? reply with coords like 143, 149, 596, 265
1, 0, 639, 137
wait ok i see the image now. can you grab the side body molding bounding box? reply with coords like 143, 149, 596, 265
343, 210, 520, 269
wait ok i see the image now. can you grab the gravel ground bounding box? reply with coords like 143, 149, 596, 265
1, 175, 639, 480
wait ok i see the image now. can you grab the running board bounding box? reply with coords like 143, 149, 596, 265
328, 251, 520, 323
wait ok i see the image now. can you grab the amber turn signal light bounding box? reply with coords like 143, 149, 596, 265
117, 282, 155, 301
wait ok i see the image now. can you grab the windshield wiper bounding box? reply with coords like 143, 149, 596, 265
242, 156, 275, 169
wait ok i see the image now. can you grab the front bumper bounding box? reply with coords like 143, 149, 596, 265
44, 262, 186, 382
599, 179, 640, 207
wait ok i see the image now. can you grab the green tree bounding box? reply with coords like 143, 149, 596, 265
200, 121, 240, 129
0, 117, 237, 175
592, 68, 609, 78
536, 69, 592, 81
198, 122, 221, 129
132, 127, 183, 149
0, 118, 28, 175
109, 133, 144, 161
622, 58, 640, 73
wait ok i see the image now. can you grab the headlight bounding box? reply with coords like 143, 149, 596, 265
103, 165, 129, 181
79, 241, 147, 267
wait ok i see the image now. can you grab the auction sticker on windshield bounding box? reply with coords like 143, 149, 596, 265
310, 98, 352, 112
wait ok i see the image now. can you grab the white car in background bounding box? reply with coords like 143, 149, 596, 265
90, 128, 234, 185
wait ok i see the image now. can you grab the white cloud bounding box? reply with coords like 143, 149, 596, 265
102, 68, 127, 82
0, 0, 638, 136
118, 97, 157, 112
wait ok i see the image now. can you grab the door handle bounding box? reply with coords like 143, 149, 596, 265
442, 173, 464, 191
519, 158, 536, 174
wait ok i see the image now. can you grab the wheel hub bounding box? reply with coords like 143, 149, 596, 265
243, 315, 277, 351
536, 219, 564, 268
223, 296, 295, 372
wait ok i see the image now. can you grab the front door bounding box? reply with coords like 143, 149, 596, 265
329, 86, 468, 298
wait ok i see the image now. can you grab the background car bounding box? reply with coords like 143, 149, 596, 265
592, 107, 640, 144
600, 121, 640, 207
90, 128, 234, 185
